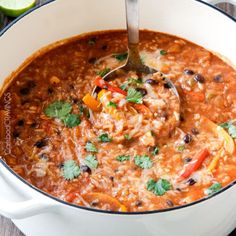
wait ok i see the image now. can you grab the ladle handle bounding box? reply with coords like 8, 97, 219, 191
125, 0, 143, 66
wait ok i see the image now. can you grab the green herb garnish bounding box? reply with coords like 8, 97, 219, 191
220, 119, 236, 139
126, 88, 143, 104
134, 155, 152, 169
62, 114, 81, 128
78, 104, 90, 118
152, 146, 159, 155
107, 101, 117, 108
98, 133, 112, 142
84, 155, 98, 169
97, 68, 110, 77
120, 83, 129, 91
206, 182, 222, 195
62, 160, 81, 180
124, 134, 131, 140
177, 145, 185, 152
85, 142, 98, 153
160, 49, 167, 55
127, 77, 143, 85
44, 101, 72, 119
114, 52, 128, 61
147, 178, 172, 196
116, 155, 130, 162
88, 38, 96, 45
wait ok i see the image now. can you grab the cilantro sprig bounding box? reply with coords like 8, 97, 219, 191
126, 88, 143, 104
85, 141, 98, 153
98, 133, 112, 143
134, 155, 152, 169
116, 155, 130, 162
114, 52, 128, 61
62, 160, 81, 180
107, 101, 117, 108
44, 101, 72, 118
219, 119, 236, 139
84, 155, 98, 170
44, 101, 80, 128
206, 182, 222, 195
147, 178, 172, 196
97, 68, 110, 77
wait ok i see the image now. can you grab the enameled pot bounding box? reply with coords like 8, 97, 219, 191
0, 0, 236, 235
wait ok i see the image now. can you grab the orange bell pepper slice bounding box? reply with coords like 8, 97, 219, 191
82, 93, 101, 112
83, 192, 127, 212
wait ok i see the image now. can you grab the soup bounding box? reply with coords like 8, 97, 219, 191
0, 30, 236, 212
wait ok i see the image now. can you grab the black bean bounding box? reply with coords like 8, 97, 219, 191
58, 163, 64, 169
88, 57, 97, 64
136, 88, 147, 96
213, 75, 222, 83
47, 88, 54, 94
184, 69, 195, 75
176, 188, 182, 192
13, 130, 20, 138
80, 165, 91, 174
194, 74, 205, 83
27, 81, 36, 88
72, 98, 79, 104
163, 82, 172, 89
19, 87, 30, 95
101, 45, 108, 50
30, 122, 37, 128
191, 128, 199, 135
145, 79, 158, 85
184, 157, 192, 163
166, 199, 174, 207
90, 199, 99, 206
69, 84, 75, 90
183, 134, 192, 144
135, 200, 143, 207
109, 176, 114, 182
39, 153, 49, 161
180, 114, 185, 122
187, 178, 196, 186
34, 139, 47, 148
17, 119, 24, 126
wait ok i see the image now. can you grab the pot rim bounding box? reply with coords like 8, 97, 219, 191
0, 0, 236, 215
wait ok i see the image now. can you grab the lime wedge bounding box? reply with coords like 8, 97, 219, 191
0, 0, 36, 17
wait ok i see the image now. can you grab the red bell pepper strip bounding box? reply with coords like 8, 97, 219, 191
177, 148, 210, 181
95, 76, 127, 96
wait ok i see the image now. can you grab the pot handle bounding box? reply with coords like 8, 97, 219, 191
0, 160, 58, 219
203, 0, 236, 5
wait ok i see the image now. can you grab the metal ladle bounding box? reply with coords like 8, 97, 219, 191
93, 0, 179, 103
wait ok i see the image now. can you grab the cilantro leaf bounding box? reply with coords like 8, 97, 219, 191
134, 155, 152, 169
85, 142, 98, 153
228, 125, 236, 139
120, 83, 129, 91
97, 68, 110, 77
147, 178, 172, 196
78, 104, 90, 118
160, 49, 167, 55
116, 155, 130, 162
114, 52, 128, 61
206, 182, 222, 195
124, 134, 131, 140
44, 101, 72, 119
128, 77, 143, 85
126, 88, 143, 104
62, 160, 80, 180
107, 101, 117, 108
98, 133, 112, 142
219, 119, 236, 139
63, 114, 81, 128
177, 145, 185, 152
152, 146, 159, 155
84, 155, 98, 169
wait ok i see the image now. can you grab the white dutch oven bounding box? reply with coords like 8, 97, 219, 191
0, 0, 236, 235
